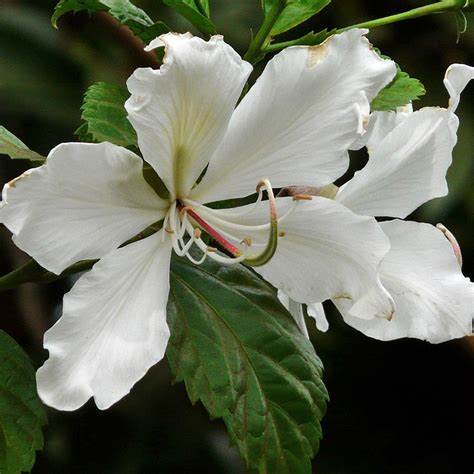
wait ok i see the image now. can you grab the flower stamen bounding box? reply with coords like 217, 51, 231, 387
292, 194, 313, 201
243, 179, 279, 267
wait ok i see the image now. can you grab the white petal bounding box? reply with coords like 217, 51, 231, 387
277, 290, 309, 337
307, 303, 329, 333
36, 232, 172, 411
339, 63, 473, 219
444, 64, 474, 112
336, 107, 456, 218
126, 33, 252, 199
191, 29, 396, 204
335, 220, 474, 343
350, 104, 413, 152
0, 142, 166, 274
196, 197, 394, 320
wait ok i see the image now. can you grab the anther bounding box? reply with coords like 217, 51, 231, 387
179, 205, 193, 215
241, 236, 252, 247
207, 246, 218, 253
292, 194, 313, 201
278, 231, 286, 237
193, 228, 202, 239
165, 227, 175, 234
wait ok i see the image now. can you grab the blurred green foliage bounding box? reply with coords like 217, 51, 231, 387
0, 1, 472, 473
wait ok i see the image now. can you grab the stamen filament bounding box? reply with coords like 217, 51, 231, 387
243, 179, 279, 267
184, 199, 297, 232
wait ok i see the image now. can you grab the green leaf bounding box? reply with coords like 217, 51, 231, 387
167, 256, 328, 473
195, 0, 210, 17
371, 67, 426, 111
264, 0, 331, 35
78, 82, 137, 148
52, 0, 169, 42
0, 126, 45, 162
162, 0, 217, 35
0, 331, 47, 474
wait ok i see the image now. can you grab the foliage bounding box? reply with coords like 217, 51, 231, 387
167, 256, 328, 473
52, 0, 169, 42
0, 331, 47, 474
0, 127, 45, 162
162, 0, 217, 35
372, 67, 426, 111
263, 0, 331, 35
77, 82, 137, 148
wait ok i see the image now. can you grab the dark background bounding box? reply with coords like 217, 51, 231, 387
0, 1, 473, 472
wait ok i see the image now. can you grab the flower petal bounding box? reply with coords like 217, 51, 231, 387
444, 64, 474, 112
338, 64, 473, 219
36, 232, 172, 411
191, 29, 396, 204
0, 142, 166, 274
277, 290, 309, 337
350, 104, 413, 152
126, 33, 252, 199
307, 303, 329, 333
196, 197, 394, 320
335, 220, 474, 343
336, 108, 455, 218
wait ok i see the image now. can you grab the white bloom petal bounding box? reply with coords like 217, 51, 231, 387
191, 29, 396, 204
196, 197, 394, 320
126, 33, 252, 199
338, 63, 473, 219
36, 232, 172, 411
336, 108, 455, 218
335, 220, 474, 343
0, 142, 166, 274
350, 104, 413, 152
444, 64, 474, 112
277, 290, 309, 337
307, 303, 329, 333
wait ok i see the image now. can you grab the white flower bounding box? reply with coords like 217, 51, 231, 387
0, 30, 396, 410
299, 64, 474, 343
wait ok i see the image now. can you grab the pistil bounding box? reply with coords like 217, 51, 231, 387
181, 205, 243, 257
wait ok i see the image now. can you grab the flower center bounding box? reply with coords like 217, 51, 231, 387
162, 179, 291, 267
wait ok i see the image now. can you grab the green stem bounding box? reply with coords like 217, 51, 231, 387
244, 0, 286, 64
338, 0, 464, 31
265, 0, 466, 53
265, 30, 331, 53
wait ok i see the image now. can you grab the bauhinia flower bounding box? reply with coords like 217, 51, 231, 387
292, 64, 474, 343
0, 30, 397, 410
